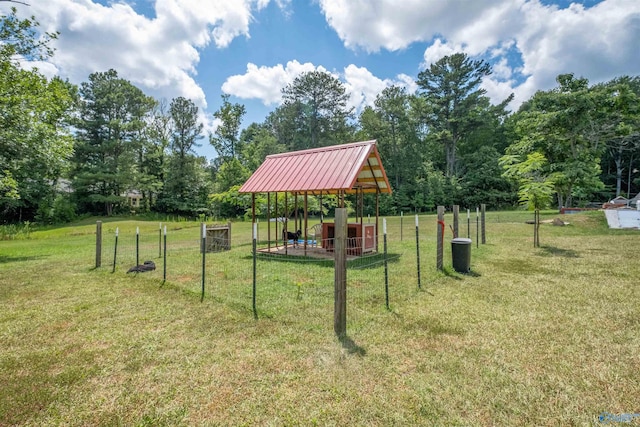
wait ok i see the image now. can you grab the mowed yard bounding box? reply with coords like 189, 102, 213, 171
0, 211, 638, 426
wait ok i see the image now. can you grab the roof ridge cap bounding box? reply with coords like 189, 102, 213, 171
266, 140, 376, 159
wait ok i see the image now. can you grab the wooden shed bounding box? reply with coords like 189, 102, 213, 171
238, 140, 392, 256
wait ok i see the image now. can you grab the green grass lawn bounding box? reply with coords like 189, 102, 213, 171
1, 211, 639, 425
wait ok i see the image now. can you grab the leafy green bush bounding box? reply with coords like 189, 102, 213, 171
35, 194, 77, 225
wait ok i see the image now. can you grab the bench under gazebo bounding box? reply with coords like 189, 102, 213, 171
239, 140, 392, 258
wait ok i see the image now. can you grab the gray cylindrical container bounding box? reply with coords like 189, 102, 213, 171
451, 237, 472, 273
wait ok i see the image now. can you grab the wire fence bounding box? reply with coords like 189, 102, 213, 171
95, 206, 496, 337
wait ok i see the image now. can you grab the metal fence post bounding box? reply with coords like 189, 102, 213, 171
383, 219, 389, 310
453, 205, 459, 238
163, 226, 167, 283
481, 203, 486, 244
437, 206, 444, 271
200, 223, 206, 302
95, 221, 102, 268
415, 215, 421, 289
476, 207, 479, 248
253, 222, 258, 319
112, 227, 118, 273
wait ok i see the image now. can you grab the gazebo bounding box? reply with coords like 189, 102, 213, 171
238, 140, 392, 257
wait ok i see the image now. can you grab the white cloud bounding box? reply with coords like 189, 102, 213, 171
222, 61, 419, 113
319, 0, 640, 111
518, 0, 640, 81
342, 65, 387, 111
221, 60, 321, 105
422, 39, 463, 68
481, 77, 517, 110
343, 65, 418, 112
318, 0, 514, 53
1, 0, 273, 114
19, 60, 60, 79
492, 57, 513, 81
396, 74, 419, 95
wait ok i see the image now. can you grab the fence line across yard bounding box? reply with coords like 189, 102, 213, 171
94, 205, 492, 337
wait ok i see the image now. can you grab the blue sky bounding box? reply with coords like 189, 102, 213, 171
3, 0, 639, 160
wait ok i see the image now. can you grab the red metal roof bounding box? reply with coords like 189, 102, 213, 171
238, 140, 392, 194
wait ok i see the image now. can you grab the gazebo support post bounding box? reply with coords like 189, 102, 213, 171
267, 192, 271, 252
252, 193, 256, 225
376, 188, 380, 252
358, 187, 363, 253
360, 187, 364, 224
284, 191, 288, 255
294, 192, 299, 234
304, 192, 308, 255
366, 157, 383, 253
275, 192, 278, 247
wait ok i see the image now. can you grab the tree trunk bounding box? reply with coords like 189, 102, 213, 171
628, 154, 635, 198
536, 211, 540, 247
446, 143, 455, 177
533, 210, 536, 247
533, 210, 537, 248
557, 193, 564, 210
615, 146, 623, 197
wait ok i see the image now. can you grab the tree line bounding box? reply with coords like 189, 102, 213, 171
1, 8, 639, 224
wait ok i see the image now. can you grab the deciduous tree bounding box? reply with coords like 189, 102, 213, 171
501, 152, 556, 247
0, 8, 75, 222
210, 94, 246, 161
593, 76, 640, 197
239, 122, 286, 172
506, 74, 605, 208
157, 96, 210, 215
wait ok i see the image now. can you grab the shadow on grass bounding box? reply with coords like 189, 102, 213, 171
250, 253, 334, 268
539, 245, 580, 258
0, 255, 47, 264
339, 335, 366, 357
418, 288, 435, 296
442, 266, 482, 279
349, 252, 402, 270
248, 252, 402, 269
